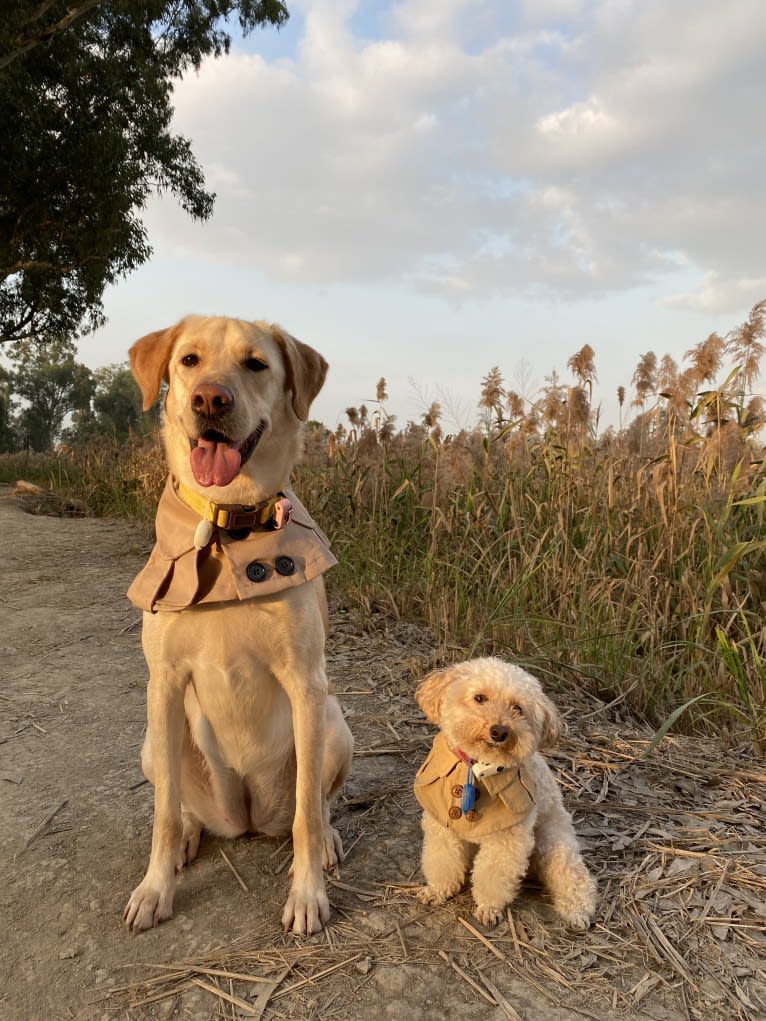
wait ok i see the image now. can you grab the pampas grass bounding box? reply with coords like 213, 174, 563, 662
3, 303, 765, 751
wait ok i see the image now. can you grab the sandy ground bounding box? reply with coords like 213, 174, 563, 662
1, 484, 764, 1021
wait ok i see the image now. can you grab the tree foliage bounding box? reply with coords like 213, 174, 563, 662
76, 362, 150, 441
4, 338, 153, 450
8, 336, 93, 450
0, 1, 288, 344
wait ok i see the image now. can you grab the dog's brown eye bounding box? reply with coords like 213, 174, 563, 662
246, 357, 268, 372
181, 353, 198, 367
474, 693, 487, 704
511, 704, 524, 717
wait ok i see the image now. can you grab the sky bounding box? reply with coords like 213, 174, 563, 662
78, 0, 766, 433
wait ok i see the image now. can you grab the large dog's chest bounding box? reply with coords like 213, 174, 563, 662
128, 479, 336, 612
184, 657, 296, 775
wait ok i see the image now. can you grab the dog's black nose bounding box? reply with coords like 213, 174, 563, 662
191, 383, 234, 419
490, 724, 510, 743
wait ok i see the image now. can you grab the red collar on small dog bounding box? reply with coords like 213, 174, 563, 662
453, 747, 476, 767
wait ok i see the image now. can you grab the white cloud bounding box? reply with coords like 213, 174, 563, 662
152, 0, 765, 309
663, 272, 766, 315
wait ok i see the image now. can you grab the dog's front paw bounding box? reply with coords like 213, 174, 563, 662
559, 908, 593, 931
124, 876, 175, 933
416, 884, 455, 907
473, 903, 505, 928
551, 872, 597, 931
282, 880, 330, 935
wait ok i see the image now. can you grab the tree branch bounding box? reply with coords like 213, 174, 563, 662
0, 0, 106, 72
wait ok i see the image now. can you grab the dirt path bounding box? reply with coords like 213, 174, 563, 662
1, 485, 764, 1021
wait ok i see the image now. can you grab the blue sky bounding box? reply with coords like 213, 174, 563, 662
79, 0, 766, 432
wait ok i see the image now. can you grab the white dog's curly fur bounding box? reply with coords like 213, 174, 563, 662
414, 657, 596, 929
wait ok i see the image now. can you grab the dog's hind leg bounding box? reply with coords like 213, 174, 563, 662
319, 696, 354, 869
141, 716, 245, 864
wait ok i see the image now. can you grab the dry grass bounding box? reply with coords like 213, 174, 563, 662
296, 416, 766, 751
99, 609, 766, 1021
2, 358, 765, 751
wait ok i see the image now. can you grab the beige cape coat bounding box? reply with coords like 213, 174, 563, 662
414, 732, 537, 840
128, 478, 337, 612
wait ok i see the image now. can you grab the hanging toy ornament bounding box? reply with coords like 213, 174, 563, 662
460, 763, 478, 813
472, 761, 506, 780
194, 516, 214, 550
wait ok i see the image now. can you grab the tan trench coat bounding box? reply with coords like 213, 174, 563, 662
128, 478, 337, 612
414, 732, 537, 840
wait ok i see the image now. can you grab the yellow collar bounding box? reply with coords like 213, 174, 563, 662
174, 479, 292, 532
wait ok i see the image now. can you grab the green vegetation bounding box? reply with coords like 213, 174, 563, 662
2, 301, 765, 752
0, 335, 156, 451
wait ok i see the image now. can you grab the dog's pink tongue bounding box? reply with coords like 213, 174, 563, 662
190, 438, 242, 488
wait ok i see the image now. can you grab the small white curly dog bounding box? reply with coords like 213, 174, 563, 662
413, 658, 596, 929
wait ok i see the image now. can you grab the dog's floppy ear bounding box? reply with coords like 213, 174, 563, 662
415, 666, 458, 725
129, 325, 181, 410
270, 325, 328, 421
535, 691, 564, 751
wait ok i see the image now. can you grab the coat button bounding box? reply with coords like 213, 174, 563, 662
451, 784, 463, 799
275, 555, 296, 576
465, 810, 478, 822
448, 806, 462, 820
246, 561, 268, 583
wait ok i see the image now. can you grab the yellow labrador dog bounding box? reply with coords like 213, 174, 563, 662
123, 315, 353, 935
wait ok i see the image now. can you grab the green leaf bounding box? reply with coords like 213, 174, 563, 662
642, 694, 716, 757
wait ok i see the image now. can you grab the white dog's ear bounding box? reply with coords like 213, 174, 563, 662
270, 325, 328, 421
415, 667, 457, 724
536, 692, 564, 750
129, 324, 182, 410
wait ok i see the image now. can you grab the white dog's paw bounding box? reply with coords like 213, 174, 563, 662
124, 876, 175, 933
415, 884, 454, 907
281, 880, 330, 935
559, 907, 593, 931
473, 903, 505, 928
551, 875, 597, 931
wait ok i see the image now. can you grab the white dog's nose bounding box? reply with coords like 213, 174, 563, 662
490, 724, 510, 743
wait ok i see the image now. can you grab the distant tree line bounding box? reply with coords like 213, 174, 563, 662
2, 300, 762, 455
0, 338, 152, 452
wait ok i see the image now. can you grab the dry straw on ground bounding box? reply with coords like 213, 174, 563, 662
103, 609, 766, 1021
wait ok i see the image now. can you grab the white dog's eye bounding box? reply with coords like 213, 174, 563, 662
474, 693, 487, 704
181, 353, 199, 367
245, 356, 268, 372
511, 704, 524, 717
